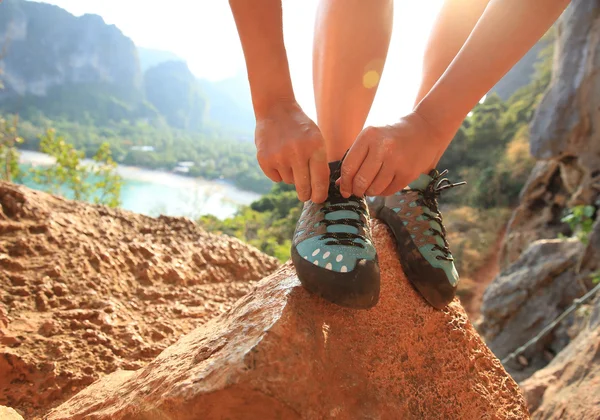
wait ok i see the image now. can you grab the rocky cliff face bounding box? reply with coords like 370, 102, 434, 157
0, 182, 278, 418
0, 0, 141, 98
144, 61, 208, 131
501, 0, 600, 267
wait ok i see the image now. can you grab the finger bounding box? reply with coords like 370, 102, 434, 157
309, 150, 330, 203
340, 140, 369, 198
380, 175, 407, 197
292, 162, 311, 202
352, 150, 383, 197
278, 166, 294, 184
258, 160, 282, 183
366, 164, 395, 196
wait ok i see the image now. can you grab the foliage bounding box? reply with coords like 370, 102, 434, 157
443, 206, 512, 277
9, 113, 271, 194
199, 183, 301, 261
0, 115, 23, 182
90, 142, 122, 208
560, 205, 597, 244
31, 129, 122, 207
0, 45, 22, 182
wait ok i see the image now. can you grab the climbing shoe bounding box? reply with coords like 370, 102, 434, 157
368, 169, 465, 309
291, 160, 380, 309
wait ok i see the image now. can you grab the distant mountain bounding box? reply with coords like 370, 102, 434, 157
136, 46, 255, 136
0, 0, 141, 97
144, 61, 208, 131
0, 0, 156, 124
198, 72, 255, 136
0, 0, 255, 136
138, 47, 182, 72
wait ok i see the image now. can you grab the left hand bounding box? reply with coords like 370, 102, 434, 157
339, 111, 450, 197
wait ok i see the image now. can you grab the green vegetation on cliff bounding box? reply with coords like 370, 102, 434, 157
200, 183, 300, 261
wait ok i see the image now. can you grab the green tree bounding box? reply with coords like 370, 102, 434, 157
198, 182, 301, 262
33, 129, 90, 199
561, 205, 597, 244
0, 116, 23, 182
91, 142, 122, 208
32, 129, 122, 207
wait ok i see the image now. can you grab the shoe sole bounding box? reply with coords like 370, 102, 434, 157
375, 205, 456, 310
291, 245, 380, 309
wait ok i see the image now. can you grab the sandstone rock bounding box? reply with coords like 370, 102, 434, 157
479, 238, 585, 381
48, 222, 528, 420
0, 182, 278, 417
501, 0, 600, 267
0, 406, 24, 420
520, 295, 600, 419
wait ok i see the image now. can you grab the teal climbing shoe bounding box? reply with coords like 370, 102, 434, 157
291, 160, 380, 309
368, 169, 465, 309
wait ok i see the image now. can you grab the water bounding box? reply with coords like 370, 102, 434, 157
18, 150, 262, 220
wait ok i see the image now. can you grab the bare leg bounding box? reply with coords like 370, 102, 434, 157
313, 0, 393, 162
415, 0, 491, 168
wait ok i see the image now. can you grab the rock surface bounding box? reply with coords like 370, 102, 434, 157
0, 182, 278, 418
479, 239, 586, 382
48, 221, 529, 420
501, 0, 600, 267
520, 295, 600, 419
0, 406, 24, 420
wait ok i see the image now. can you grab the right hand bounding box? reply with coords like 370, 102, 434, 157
255, 100, 330, 203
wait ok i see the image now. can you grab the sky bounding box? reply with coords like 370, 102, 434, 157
40, 0, 444, 126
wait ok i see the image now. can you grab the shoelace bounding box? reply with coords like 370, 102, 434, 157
411, 169, 466, 261
319, 159, 368, 248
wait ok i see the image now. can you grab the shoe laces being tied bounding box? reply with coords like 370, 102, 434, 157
318, 159, 369, 249
411, 169, 466, 261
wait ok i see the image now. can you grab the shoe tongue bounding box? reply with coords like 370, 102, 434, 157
408, 173, 434, 190
328, 159, 342, 182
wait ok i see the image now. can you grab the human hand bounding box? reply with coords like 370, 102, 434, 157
255, 100, 330, 203
339, 111, 452, 197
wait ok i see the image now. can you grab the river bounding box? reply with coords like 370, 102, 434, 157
17, 150, 262, 220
